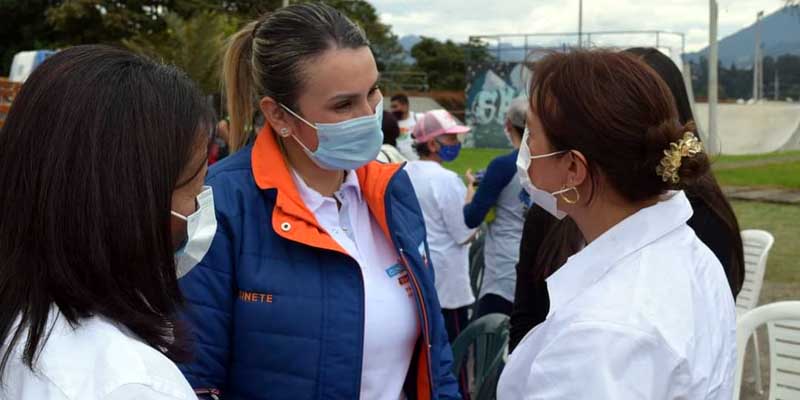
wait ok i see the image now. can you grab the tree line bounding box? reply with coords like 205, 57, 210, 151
0, 0, 492, 94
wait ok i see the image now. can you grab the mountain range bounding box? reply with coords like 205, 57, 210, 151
397, 6, 800, 67
685, 6, 800, 68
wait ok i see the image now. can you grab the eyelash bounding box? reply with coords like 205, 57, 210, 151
335, 86, 380, 111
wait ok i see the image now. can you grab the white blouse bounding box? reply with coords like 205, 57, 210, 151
498, 191, 737, 400
2, 309, 196, 400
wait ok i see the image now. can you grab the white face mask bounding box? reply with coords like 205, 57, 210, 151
171, 186, 217, 278
515, 127, 572, 220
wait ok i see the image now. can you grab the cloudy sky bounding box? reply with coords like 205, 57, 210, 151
372, 0, 791, 53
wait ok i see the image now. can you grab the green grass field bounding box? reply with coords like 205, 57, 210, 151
444, 148, 507, 177
733, 201, 800, 283
446, 148, 800, 283
447, 148, 800, 189
712, 150, 800, 166
715, 162, 800, 189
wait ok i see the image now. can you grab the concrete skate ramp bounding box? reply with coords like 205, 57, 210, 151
693, 102, 800, 155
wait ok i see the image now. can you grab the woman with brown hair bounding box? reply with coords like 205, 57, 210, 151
497, 49, 736, 399
508, 48, 746, 352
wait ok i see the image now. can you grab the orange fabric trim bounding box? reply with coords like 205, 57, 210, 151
416, 344, 433, 400
250, 125, 402, 255
356, 162, 402, 241
251, 125, 345, 254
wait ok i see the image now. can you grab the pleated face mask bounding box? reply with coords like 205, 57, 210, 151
516, 127, 571, 220
171, 186, 217, 278
280, 99, 384, 171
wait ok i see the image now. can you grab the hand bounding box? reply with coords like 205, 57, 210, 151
466, 168, 476, 186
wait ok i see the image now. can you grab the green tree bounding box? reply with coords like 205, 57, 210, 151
43, 0, 280, 47
296, 0, 404, 71
123, 10, 239, 94
0, 0, 59, 75
411, 36, 493, 91
45, 0, 169, 45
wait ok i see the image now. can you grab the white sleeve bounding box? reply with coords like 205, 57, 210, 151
523, 322, 689, 400
437, 175, 476, 244
103, 384, 197, 400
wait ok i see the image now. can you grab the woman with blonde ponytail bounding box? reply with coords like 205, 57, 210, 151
176, 3, 461, 400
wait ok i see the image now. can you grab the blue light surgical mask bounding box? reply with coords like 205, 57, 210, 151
280, 99, 384, 171
436, 140, 462, 162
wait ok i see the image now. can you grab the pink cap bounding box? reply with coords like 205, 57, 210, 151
412, 109, 470, 143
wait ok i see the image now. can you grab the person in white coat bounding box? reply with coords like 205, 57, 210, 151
498, 49, 736, 399
0, 46, 215, 400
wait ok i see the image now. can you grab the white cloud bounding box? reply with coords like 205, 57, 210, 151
372, 0, 790, 52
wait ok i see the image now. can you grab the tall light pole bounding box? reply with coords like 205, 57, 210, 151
753, 11, 764, 101
708, 0, 721, 155
578, 0, 583, 48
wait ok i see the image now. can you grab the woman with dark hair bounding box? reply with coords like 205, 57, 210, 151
508, 48, 746, 352
0, 45, 215, 399
177, 3, 459, 399
377, 110, 407, 163
497, 50, 736, 399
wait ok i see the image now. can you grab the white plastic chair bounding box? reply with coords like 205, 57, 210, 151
734, 301, 800, 400
736, 229, 775, 393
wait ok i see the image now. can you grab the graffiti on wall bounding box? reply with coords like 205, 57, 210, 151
465, 62, 531, 148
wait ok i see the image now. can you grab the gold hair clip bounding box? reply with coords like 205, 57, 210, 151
656, 132, 704, 184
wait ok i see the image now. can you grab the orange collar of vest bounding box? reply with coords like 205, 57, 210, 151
250, 125, 402, 254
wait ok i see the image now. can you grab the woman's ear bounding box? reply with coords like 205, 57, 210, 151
427, 140, 439, 155
564, 150, 589, 190
260, 96, 292, 137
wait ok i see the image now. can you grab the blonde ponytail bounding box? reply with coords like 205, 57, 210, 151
222, 21, 259, 152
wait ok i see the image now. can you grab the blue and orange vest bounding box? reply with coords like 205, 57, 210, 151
178, 126, 461, 400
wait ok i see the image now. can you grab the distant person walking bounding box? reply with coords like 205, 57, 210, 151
391, 93, 420, 160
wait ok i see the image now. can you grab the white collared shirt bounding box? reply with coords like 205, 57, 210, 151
2, 309, 196, 400
405, 160, 476, 309
498, 191, 737, 400
291, 170, 419, 400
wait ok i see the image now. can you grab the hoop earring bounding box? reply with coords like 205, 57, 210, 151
278, 127, 290, 137
560, 186, 580, 204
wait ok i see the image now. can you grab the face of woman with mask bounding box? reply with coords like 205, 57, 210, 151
517, 106, 589, 220
261, 46, 383, 172
170, 140, 210, 250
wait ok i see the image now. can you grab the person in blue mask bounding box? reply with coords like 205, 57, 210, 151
405, 109, 475, 399
175, 4, 460, 400
405, 109, 475, 342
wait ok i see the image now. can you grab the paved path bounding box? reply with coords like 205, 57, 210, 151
724, 187, 800, 205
